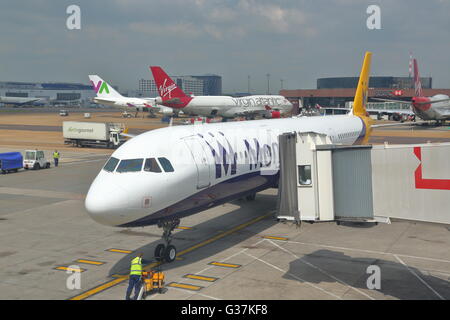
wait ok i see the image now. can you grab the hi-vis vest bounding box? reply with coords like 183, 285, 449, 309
130, 257, 142, 276
53, 152, 60, 159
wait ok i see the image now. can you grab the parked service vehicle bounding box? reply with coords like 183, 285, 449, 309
0, 152, 23, 174
63, 121, 126, 148
23, 150, 51, 170
59, 110, 69, 116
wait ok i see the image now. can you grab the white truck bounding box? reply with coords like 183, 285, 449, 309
63, 121, 126, 148
23, 150, 51, 170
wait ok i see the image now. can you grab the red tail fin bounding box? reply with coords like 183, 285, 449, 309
413, 59, 423, 97
150, 66, 187, 102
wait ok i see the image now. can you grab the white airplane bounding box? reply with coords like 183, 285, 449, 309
88, 75, 174, 116
85, 52, 374, 263
0, 96, 43, 106
374, 58, 450, 124
150, 66, 293, 119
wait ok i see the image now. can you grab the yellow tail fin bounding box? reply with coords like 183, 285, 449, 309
352, 51, 372, 117
353, 52, 373, 144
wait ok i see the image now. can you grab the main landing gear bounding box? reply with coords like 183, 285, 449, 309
154, 218, 180, 263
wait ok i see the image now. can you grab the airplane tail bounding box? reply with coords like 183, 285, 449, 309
351, 52, 373, 144
88, 75, 123, 99
351, 52, 371, 117
413, 59, 423, 97
149, 66, 188, 102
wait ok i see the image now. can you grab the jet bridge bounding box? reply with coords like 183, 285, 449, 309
277, 132, 374, 223
277, 133, 450, 225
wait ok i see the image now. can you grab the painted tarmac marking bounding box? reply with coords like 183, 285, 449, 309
69, 213, 272, 300
55, 266, 86, 273
244, 251, 342, 300
184, 274, 218, 282
283, 239, 450, 264
76, 259, 105, 266
209, 262, 241, 268
263, 235, 289, 241
266, 239, 375, 300
167, 282, 203, 291
106, 248, 133, 254
394, 254, 444, 300
177, 226, 193, 230
166, 286, 221, 300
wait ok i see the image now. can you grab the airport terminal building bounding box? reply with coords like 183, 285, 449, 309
281, 76, 450, 114
0, 81, 96, 106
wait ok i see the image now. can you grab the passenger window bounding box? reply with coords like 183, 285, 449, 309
103, 157, 120, 172
116, 159, 143, 173
144, 158, 162, 173
298, 165, 312, 186
158, 157, 174, 172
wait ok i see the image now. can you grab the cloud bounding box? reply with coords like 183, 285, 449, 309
0, 0, 449, 92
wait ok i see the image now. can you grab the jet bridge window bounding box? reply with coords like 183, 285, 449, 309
298, 165, 312, 186
144, 158, 162, 173
116, 159, 143, 173
103, 157, 120, 172
158, 157, 174, 172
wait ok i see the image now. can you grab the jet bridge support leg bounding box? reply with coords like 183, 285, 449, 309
155, 218, 180, 263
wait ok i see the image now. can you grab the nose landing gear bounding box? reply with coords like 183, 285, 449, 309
154, 218, 180, 263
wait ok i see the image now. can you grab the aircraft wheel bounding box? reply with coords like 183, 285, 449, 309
154, 244, 165, 261
164, 245, 177, 263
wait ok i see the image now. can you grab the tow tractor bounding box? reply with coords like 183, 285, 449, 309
137, 268, 165, 299
23, 150, 51, 170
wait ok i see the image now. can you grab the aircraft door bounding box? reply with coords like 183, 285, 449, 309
183, 136, 211, 189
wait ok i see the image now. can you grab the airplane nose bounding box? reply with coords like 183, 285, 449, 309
85, 178, 130, 226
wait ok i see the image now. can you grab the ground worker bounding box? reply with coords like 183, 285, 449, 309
53, 150, 60, 167
126, 252, 143, 300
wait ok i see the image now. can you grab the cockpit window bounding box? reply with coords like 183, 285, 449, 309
103, 157, 120, 172
158, 157, 174, 172
116, 159, 143, 173
144, 158, 162, 173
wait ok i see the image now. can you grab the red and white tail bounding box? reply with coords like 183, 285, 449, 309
150, 66, 188, 102
413, 59, 423, 97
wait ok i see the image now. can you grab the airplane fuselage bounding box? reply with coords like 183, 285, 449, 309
160, 95, 293, 118
0, 96, 42, 106
85, 114, 367, 228
412, 94, 450, 120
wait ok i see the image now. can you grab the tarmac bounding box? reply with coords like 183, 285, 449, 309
0, 111, 449, 300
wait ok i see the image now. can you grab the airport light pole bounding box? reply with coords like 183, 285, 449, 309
266, 73, 270, 95
248, 75, 251, 94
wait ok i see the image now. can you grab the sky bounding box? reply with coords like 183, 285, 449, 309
0, 0, 449, 94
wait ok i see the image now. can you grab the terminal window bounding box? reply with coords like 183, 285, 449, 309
298, 165, 312, 186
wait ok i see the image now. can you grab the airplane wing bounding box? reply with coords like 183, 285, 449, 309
373, 97, 450, 105
366, 108, 414, 115
321, 107, 414, 116
371, 121, 427, 128
417, 98, 450, 105
93, 98, 116, 104
372, 98, 411, 104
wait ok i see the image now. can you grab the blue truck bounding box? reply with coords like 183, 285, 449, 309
0, 152, 23, 174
